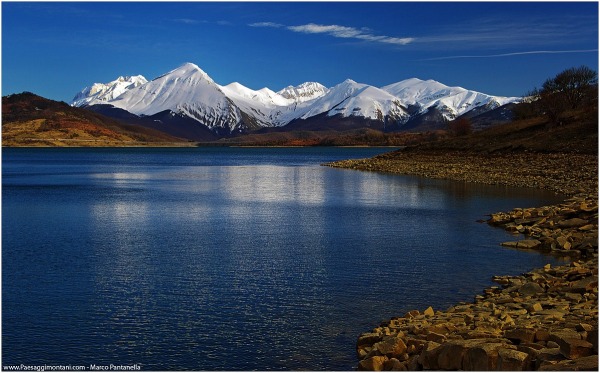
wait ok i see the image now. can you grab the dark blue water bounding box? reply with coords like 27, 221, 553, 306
2, 147, 565, 370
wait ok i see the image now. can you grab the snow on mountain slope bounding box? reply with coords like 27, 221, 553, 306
382, 78, 520, 120
72, 75, 148, 107
277, 82, 329, 103
108, 63, 248, 132
287, 79, 409, 123
219, 82, 293, 126
71, 62, 522, 134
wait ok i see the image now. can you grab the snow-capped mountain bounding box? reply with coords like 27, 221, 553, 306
219, 82, 293, 127
72, 75, 148, 107
289, 79, 409, 124
382, 78, 518, 120
107, 63, 253, 133
278, 82, 329, 103
72, 62, 521, 137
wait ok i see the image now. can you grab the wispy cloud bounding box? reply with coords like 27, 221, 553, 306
172, 18, 203, 25
250, 21, 414, 46
413, 15, 598, 50
419, 49, 599, 61
249, 13, 596, 52
172, 18, 232, 26
249, 22, 283, 28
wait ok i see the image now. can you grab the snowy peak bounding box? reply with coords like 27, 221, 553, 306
382, 78, 520, 120
154, 62, 213, 84
297, 79, 409, 122
102, 63, 255, 133
277, 82, 328, 103
71, 75, 148, 107
382, 78, 463, 106
220, 83, 291, 107
71, 62, 521, 135
110, 62, 226, 115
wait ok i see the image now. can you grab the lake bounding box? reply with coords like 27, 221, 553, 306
2, 147, 565, 370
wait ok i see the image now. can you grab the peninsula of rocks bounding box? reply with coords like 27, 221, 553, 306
325, 115, 598, 371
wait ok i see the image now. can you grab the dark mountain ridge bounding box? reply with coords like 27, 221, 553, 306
2, 92, 188, 146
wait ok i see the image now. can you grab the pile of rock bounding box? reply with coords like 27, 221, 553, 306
356, 260, 598, 371
488, 195, 598, 259
324, 151, 598, 196
334, 149, 599, 370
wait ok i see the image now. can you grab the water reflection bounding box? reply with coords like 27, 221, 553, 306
220, 165, 327, 205
3, 148, 566, 370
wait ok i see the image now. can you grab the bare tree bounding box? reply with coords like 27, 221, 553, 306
541, 66, 597, 110
522, 66, 598, 125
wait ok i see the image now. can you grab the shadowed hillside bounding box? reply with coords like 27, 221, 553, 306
411, 107, 598, 155
2, 92, 191, 147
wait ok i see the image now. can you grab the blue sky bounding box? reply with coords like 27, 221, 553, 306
2, 1, 598, 102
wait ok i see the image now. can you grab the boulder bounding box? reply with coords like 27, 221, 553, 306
403, 310, 420, 319
435, 339, 498, 370
556, 338, 594, 359
558, 218, 589, 228
375, 335, 407, 358
527, 302, 544, 312
538, 355, 599, 371
358, 332, 382, 347
426, 332, 446, 344
405, 338, 427, 355
417, 341, 441, 370
557, 236, 571, 249
358, 355, 388, 371
383, 358, 407, 371
570, 275, 598, 293
501, 240, 542, 249
462, 343, 508, 370
535, 348, 564, 369
586, 329, 598, 354
535, 329, 551, 342
505, 328, 537, 344
436, 342, 468, 370
549, 329, 584, 344
497, 348, 532, 371
519, 239, 543, 249
519, 282, 545, 296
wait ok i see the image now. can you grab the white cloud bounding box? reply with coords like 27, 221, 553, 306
288, 24, 361, 38
173, 18, 201, 25
419, 49, 599, 61
250, 21, 414, 46
249, 22, 284, 28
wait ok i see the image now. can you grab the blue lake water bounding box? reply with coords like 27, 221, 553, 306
2, 147, 565, 370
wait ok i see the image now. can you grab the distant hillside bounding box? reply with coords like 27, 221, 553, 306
405, 105, 598, 155
2, 92, 189, 147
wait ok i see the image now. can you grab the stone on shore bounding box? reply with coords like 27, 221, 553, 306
342, 150, 598, 371
358, 355, 388, 371
355, 257, 598, 370
538, 355, 599, 371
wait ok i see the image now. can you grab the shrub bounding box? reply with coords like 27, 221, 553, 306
448, 118, 473, 136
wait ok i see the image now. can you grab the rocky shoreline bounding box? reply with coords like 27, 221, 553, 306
324, 150, 597, 196
324, 150, 598, 370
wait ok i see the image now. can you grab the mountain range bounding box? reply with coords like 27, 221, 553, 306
72, 62, 521, 140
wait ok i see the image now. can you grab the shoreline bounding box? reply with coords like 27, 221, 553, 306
324, 150, 597, 197
325, 149, 598, 371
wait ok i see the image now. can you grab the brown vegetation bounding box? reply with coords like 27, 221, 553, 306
2, 92, 191, 147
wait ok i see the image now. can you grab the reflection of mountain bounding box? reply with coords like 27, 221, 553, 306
72, 62, 520, 139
